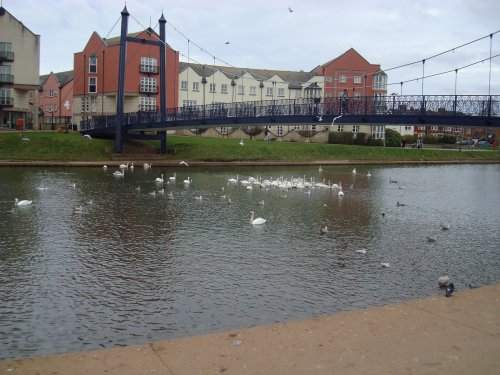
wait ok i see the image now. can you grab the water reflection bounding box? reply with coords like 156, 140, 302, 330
1, 164, 499, 360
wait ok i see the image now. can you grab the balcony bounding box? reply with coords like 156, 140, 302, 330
0, 96, 14, 108
139, 85, 158, 94
0, 50, 14, 62
140, 65, 158, 74
0, 74, 14, 85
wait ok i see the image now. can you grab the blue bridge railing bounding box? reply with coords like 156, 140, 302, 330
81, 95, 499, 133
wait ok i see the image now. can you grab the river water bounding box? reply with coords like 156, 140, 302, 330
1, 164, 499, 360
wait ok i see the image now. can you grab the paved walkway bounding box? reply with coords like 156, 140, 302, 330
1, 283, 499, 374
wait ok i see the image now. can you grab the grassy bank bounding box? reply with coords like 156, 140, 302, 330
0, 131, 499, 162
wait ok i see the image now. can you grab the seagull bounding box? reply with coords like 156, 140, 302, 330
396, 201, 405, 207
83, 134, 92, 139
445, 283, 455, 297
381, 262, 390, 268
438, 276, 449, 287
426, 236, 437, 242
356, 249, 367, 254
239, 139, 244, 146
179, 161, 189, 167
288, 7, 293, 12
440, 224, 451, 230
320, 226, 328, 234
225, 41, 230, 44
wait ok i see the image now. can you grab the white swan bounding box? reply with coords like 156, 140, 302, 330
367, 171, 371, 177
130, 163, 134, 171
228, 174, 239, 183
102, 165, 108, 170
179, 161, 189, 167
195, 195, 202, 200
113, 170, 124, 177
183, 177, 191, 185
169, 173, 176, 181
318, 165, 323, 173
143, 163, 152, 169
119, 162, 129, 169
15, 198, 32, 206
352, 168, 357, 174
250, 211, 266, 225
154, 174, 164, 183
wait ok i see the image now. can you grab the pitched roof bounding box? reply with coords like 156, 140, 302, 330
39, 70, 74, 87
102, 28, 173, 48
179, 62, 317, 85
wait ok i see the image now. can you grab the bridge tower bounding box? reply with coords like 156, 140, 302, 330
116, 6, 168, 153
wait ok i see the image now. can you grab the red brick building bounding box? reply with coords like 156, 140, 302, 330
38, 71, 73, 130
73, 27, 179, 127
314, 48, 387, 100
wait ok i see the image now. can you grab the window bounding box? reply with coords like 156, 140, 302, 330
338, 75, 347, 83
140, 57, 158, 73
220, 126, 228, 134
250, 86, 256, 96
181, 81, 188, 91
277, 125, 283, 136
325, 76, 332, 82
81, 97, 97, 113
352, 125, 359, 133
192, 82, 199, 91
354, 76, 361, 84
445, 126, 452, 132
140, 96, 156, 111
209, 83, 216, 93
237, 85, 245, 95
183, 100, 197, 107
371, 125, 385, 139
89, 56, 97, 74
294, 124, 300, 130
405, 126, 412, 131
266, 87, 273, 96
373, 74, 387, 90
294, 89, 302, 98
221, 84, 228, 94
140, 77, 157, 93
88, 77, 97, 93
48, 89, 56, 97
0, 42, 13, 60
354, 92, 360, 98
431, 126, 438, 131
278, 88, 285, 97
337, 124, 344, 132
28, 91, 33, 100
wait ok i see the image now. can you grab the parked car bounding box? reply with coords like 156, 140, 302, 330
478, 140, 492, 146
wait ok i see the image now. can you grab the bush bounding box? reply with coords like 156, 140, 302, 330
422, 134, 438, 144
438, 135, 457, 144
385, 128, 402, 147
354, 132, 367, 145
329, 132, 354, 144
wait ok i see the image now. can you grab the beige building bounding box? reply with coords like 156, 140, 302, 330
0, 6, 40, 130
178, 62, 384, 142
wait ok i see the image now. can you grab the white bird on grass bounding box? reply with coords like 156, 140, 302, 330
15, 198, 32, 206
250, 211, 266, 225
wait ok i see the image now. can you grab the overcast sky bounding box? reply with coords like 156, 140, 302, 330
5, 0, 500, 95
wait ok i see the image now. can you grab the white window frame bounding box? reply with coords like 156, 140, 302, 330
373, 74, 387, 90
183, 100, 197, 107
237, 85, 245, 95
250, 86, 256, 96
88, 77, 97, 93
352, 125, 359, 133
209, 83, 216, 93
337, 124, 344, 132
277, 88, 285, 97
89, 56, 97, 74
266, 87, 273, 96
192, 82, 199, 91
371, 125, 385, 139
139, 96, 156, 111
221, 84, 228, 94
294, 89, 302, 98
140, 57, 158, 73
140, 77, 157, 93
354, 75, 361, 84
338, 75, 347, 83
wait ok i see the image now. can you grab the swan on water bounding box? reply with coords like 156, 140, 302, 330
143, 163, 152, 169
250, 211, 266, 225
119, 162, 129, 169
179, 161, 189, 167
228, 174, 238, 183
318, 165, 323, 173
129, 163, 134, 171
183, 177, 191, 185
367, 171, 371, 177
169, 173, 176, 181
154, 174, 164, 183
352, 168, 357, 174
15, 198, 32, 206
113, 170, 124, 177
102, 165, 108, 170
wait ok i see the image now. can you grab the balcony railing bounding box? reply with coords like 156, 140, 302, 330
139, 85, 158, 94
0, 97, 14, 107
140, 65, 158, 74
0, 74, 14, 84
0, 50, 14, 61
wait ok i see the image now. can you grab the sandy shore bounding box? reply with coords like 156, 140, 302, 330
1, 283, 498, 374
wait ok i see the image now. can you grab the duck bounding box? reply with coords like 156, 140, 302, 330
440, 224, 451, 230
15, 198, 32, 206
396, 201, 405, 207
445, 283, 455, 297
426, 236, 437, 242
250, 211, 266, 225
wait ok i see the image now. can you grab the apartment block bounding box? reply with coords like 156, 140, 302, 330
0, 6, 40, 129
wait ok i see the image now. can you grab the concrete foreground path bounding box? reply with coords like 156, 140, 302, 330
1, 284, 499, 374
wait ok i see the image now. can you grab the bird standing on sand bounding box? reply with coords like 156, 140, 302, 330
445, 283, 455, 297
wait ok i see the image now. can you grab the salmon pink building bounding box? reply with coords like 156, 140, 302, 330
38, 70, 73, 130
73, 27, 179, 127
